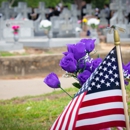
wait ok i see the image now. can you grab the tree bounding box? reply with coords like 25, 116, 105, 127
0, 0, 110, 9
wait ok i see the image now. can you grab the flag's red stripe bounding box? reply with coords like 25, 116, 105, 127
75, 121, 126, 130
77, 108, 124, 120
58, 100, 74, 129
65, 95, 80, 130
81, 96, 122, 107
73, 92, 87, 130
52, 114, 61, 130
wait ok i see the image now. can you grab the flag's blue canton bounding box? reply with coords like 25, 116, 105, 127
75, 47, 121, 97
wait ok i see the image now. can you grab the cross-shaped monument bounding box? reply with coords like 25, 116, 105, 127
14, 2, 32, 19
83, 4, 93, 16
0, 1, 14, 20
34, 2, 46, 19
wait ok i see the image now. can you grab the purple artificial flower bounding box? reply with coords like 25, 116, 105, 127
77, 70, 91, 85
92, 58, 102, 72
60, 53, 77, 73
67, 42, 86, 61
85, 61, 92, 71
78, 58, 92, 72
63, 52, 69, 56
125, 80, 129, 86
80, 39, 95, 53
123, 63, 127, 71
44, 73, 60, 88
125, 62, 130, 74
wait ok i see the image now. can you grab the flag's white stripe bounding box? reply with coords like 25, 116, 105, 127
79, 102, 124, 114
55, 101, 72, 130
50, 115, 60, 130
68, 93, 85, 130
61, 95, 78, 130
83, 90, 122, 102
76, 115, 125, 127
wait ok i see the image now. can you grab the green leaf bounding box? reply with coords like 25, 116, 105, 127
97, 54, 100, 58
72, 82, 81, 89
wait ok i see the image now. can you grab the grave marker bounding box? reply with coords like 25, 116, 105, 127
0, 1, 14, 20
14, 2, 31, 19
83, 4, 93, 16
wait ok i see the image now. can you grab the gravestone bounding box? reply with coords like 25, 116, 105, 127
57, 8, 78, 37
70, 4, 80, 18
70, 4, 81, 34
0, 1, 14, 20
107, 0, 130, 43
83, 4, 93, 16
50, 16, 63, 37
0, 16, 23, 51
2, 19, 34, 39
34, 2, 47, 36
35, 2, 46, 19
14, 2, 32, 19
110, 0, 127, 25
99, 10, 108, 26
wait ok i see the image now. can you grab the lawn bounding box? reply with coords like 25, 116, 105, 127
0, 86, 130, 130
0, 88, 78, 130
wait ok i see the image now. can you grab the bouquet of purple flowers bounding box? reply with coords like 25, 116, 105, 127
44, 38, 130, 97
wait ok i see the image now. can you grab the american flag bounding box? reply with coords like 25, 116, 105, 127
50, 47, 126, 130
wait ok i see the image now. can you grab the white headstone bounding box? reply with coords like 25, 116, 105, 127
14, 2, 32, 19
2, 20, 34, 38
83, 4, 93, 16
0, 1, 14, 20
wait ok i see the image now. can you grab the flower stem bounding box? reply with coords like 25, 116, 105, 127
60, 87, 73, 99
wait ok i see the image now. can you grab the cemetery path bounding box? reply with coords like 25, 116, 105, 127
0, 77, 76, 100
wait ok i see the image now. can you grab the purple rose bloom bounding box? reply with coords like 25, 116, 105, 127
125, 80, 129, 86
63, 52, 68, 56
92, 58, 102, 72
77, 70, 91, 85
67, 42, 86, 61
126, 62, 130, 74
78, 59, 92, 71
60, 53, 77, 73
85, 61, 92, 71
80, 39, 95, 53
44, 73, 60, 88
78, 58, 86, 70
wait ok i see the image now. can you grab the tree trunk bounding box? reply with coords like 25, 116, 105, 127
74, 0, 83, 9
9, 0, 15, 7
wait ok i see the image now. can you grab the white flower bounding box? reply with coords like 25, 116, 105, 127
39, 20, 52, 29
75, 27, 81, 32
87, 18, 100, 26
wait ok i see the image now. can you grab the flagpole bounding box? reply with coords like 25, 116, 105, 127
113, 27, 129, 130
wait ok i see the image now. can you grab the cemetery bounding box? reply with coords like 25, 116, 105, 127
0, 0, 130, 78
1, 0, 130, 129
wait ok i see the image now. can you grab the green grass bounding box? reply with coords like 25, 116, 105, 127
0, 86, 130, 130
0, 52, 16, 57
0, 52, 28, 57
0, 88, 78, 130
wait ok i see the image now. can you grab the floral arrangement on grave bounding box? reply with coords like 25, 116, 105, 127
39, 20, 52, 37
12, 25, 20, 42
82, 18, 88, 25
12, 25, 20, 35
81, 18, 88, 31
87, 18, 100, 29
43, 39, 130, 98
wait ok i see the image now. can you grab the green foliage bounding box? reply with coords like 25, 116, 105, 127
91, 0, 110, 9
72, 82, 81, 89
0, 0, 110, 9
0, 88, 78, 130
0, 51, 16, 56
